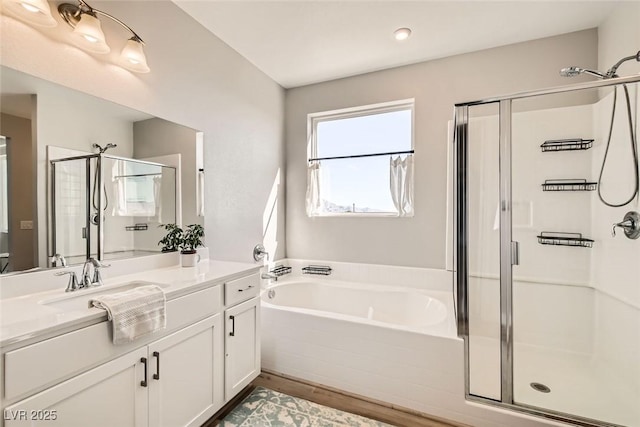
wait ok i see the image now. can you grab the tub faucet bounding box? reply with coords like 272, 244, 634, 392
261, 272, 278, 282
81, 257, 110, 288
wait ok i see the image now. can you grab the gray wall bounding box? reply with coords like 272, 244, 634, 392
35, 74, 136, 266
0, 113, 34, 271
285, 30, 598, 268
598, 1, 640, 76
1, 1, 286, 264
133, 117, 202, 227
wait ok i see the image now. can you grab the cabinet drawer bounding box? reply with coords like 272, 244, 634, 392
224, 274, 259, 307
4, 285, 222, 401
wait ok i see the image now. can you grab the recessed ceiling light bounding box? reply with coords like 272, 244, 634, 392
394, 28, 412, 41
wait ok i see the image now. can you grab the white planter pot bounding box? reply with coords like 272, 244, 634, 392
181, 252, 201, 267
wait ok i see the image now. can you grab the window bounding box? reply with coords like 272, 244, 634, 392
111, 159, 162, 217
306, 99, 414, 216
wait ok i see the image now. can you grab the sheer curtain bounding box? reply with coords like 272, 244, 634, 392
305, 161, 322, 216
390, 155, 414, 216
153, 176, 162, 222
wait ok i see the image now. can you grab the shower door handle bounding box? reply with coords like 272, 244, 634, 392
511, 241, 520, 266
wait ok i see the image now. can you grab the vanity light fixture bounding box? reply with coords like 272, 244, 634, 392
2, 0, 57, 27
393, 27, 412, 41
58, 0, 150, 73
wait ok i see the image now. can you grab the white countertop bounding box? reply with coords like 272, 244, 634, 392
0, 259, 261, 349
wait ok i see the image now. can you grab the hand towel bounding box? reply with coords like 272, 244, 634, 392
90, 285, 167, 345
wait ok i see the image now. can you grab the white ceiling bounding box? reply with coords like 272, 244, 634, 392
174, 1, 617, 89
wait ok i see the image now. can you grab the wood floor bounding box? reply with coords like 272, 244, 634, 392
203, 371, 465, 427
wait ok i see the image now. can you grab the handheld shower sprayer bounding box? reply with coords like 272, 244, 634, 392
559, 66, 606, 79
559, 51, 640, 80
559, 50, 640, 208
559, 66, 581, 77
90, 142, 117, 224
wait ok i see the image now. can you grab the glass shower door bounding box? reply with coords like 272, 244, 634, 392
456, 76, 640, 427
51, 157, 92, 266
509, 85, 640, 426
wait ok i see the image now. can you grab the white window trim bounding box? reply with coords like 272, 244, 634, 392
306, 99, 415, 217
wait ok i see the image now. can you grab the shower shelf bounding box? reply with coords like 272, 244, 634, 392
540, 138, 593, 152
270, 265, 292, 277
537, 232, 594, 248
541, 179, 597, 192
125, 223, 148, 231
302, 265, 333, 276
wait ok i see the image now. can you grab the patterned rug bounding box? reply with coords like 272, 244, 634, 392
220, 386, 394, 427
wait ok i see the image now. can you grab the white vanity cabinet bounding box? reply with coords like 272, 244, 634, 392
148, 314, 223, 427
223, 274, 261, 400
4, 347, 149, 427
2, 284, 226, 427
1, 266, 263, 427
4, 315, 223, 427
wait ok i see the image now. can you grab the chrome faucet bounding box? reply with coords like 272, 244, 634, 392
50, 253, 67, 267
55, 270, 80, 292
253, 244, 269, 261
261, 272, 278, 282
81, 257, 110, 288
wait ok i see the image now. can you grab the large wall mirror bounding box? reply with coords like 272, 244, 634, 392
0, 66, 204, 274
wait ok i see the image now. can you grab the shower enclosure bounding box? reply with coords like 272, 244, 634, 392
50, 153, 177, 266
454, 74, 639, 427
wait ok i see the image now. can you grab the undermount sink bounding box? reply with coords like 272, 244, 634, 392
39, 281, 169, 312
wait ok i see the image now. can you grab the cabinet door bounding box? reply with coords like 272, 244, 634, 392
225, 297, 260, 400
4, 348, 148, 427
148, 314, 223, 427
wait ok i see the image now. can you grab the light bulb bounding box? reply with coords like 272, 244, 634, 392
394, 28, 412, 41
21, 2, 40, 12
3, 0, 57, 27
71, 13, 110, 54
120, 38, 150, 73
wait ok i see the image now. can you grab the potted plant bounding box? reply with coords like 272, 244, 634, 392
158, 223, 183, 252
158, 224, 204, 267
180, 224, 204, 252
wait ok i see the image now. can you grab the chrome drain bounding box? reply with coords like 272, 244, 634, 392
530, 382, 551, 393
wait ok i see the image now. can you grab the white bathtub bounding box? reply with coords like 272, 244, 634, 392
261, 280, 454, 337
260, 276, 476, 423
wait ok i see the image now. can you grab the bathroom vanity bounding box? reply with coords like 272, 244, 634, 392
0, 256, 261, 427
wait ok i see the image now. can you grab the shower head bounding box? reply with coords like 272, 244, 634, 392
92, 143, 118, 153
559, 66, 606, 79
559, 67, 582, 77
562, 51, 640, 80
